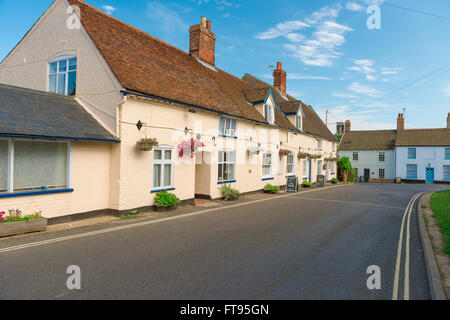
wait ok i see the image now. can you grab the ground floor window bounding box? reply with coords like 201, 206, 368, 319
0, 139, 70, 193
331, 162, 335, 174
406, 164, 417, 179
286, 154, 294, 176
262, 152, 273, 178
153, 147, 173, 190
317, 160, 322, 176
355, 168, 359, 178
379, 168, 385, 179
218, 150, 236, 182
443, 165, 450, 180
303, 159, 308, 178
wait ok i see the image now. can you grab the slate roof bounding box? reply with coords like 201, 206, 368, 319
339, 130, 397, 150
67, 0, 334, 139
0, 83, 117, 141
396, 129, 450, 146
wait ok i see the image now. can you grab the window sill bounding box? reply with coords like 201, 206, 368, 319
0, 188, 74, 199
151, 188, 175, 193
218, 180, 236, 185
406, 177, 417, 180
218, 135, 238, 139
262, 177, 274, 181
286, 174, 295, 177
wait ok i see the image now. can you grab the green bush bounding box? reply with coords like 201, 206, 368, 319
301, 180, 313, 188
264, 184, 280, 193
348, 168, 356, 182
331, 178, 339, 184
154, 191, 180, 208
220, 184, 241, 201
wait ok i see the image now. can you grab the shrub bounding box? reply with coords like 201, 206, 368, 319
331, 178, 339, 184
301, 180, 314, 188
220, 184, 240, 201
264, 184, 280, 193
154, 191, 180, 208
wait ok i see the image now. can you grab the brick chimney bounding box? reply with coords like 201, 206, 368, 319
344, 120, 351, 133
273, 62, 287, 93
189, 17, 216, 66
447, 113, 450, 129
397, 113, 405, 130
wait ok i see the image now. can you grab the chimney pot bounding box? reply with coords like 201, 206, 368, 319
206, 20, 212, 31
277, 62, 282, 70
344, 120, 351, 133
273, 61, 287, 93
397, 113, 405, 130
201, 16, 207, 27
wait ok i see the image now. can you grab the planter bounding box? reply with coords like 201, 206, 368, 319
302, 184, 313, 188
137, 138, 158, 152
0, 218, 47, 238
264, 190, 276, 194
154, 205, 178, 212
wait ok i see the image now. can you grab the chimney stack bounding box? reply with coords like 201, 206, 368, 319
397, 113, 405, 130
190, 17, 216, 66
447, 113, 450, 129
344, 120, 351, 133
273, 62, 287, 93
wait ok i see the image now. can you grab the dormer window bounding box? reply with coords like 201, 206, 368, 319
48, 56, 77, 96
296, 113, 302, 130
264, 102, 275, 124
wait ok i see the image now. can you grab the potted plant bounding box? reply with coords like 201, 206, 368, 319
264, 184, 280, 194
0, 209, 47, 238
331, 178, 339, 185
178, 138, 205, 158
137, 137, 158, 152
301, 180, 314, 188
279, 149, 292, 157
220, 184, 240, 201
154, 191, 181, 212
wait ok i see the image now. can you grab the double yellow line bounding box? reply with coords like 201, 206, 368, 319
392, 192, 423, 300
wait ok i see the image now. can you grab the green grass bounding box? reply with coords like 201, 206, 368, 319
430, 191, 450, 254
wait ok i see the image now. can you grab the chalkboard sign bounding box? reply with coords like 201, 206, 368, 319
286, 176, 298, 193
317, 175, 325, 188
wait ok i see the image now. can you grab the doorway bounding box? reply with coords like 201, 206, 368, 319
426, 167, 435, 184
364, 169, 370, 182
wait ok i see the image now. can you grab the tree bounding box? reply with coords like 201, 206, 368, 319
337, 156, 353, 182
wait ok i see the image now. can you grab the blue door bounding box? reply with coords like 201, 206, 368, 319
426, 168, 434, 184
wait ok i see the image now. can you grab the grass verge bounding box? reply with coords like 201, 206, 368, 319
430, 191, 450, 254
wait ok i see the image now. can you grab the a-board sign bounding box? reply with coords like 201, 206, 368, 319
286, 176, 298, 192
317, 175, 325, 187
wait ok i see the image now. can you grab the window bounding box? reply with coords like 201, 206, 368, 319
219, 117, 237, 137
406, 164, 417, 179
408, 148, 416, 160
286, 154, 294, 176
353, 152, 359, 161
262, 152, 273, 178
317, 160, 322, 176
355, 168, 359, 177
379, 168, 385, 179
444, 166, 450, 180
296, 114, 302, 130
0, 139, 70, 194
331, 161, 335, 174
445, 148, 450, 160
317, 140, 322, 151
264, 103, 274, 124
49, 56, 77, 96
379, 152, 385, 162
0, 140, 8, 193
153, 147, 173, 190
332, 143, 336, 152
303, 159, 308, 178
218, 150, 236, 182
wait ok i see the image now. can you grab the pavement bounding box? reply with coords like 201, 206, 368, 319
0, 183, 449, 300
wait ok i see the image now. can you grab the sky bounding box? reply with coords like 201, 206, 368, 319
0, 0, 449, 133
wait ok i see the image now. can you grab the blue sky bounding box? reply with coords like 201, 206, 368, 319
1, 0, 449, 132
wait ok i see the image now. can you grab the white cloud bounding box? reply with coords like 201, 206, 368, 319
331, 92, 358, 98
222, 13, 231, 18
101, 5, 116, 15
146, 2, 186, 33
305, 5, 341, 24
289, 73, 333, 80
255, 21, 309, 40
348, 82, 383, 97
345, 2, 365, 12
381, 67, 402, 75
285, 33, 305, 43
443, 84, 450, 96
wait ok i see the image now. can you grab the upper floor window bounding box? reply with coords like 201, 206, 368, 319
379, 152, 385, 162
317, 140, 322, 151
219, 117, 237, 137
332, 143, 336, 152
353, 152, 359, 161
445, 148, 450, 160
296, 114, 302, 130
408, 148, 416, 160
264, 103, 275, 125
49, 56, 77, 96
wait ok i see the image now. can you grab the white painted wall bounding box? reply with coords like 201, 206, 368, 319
395, 146, 450, 181
339, 150, 396, 180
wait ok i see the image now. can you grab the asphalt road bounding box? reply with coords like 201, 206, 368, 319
0, 183, 449, 300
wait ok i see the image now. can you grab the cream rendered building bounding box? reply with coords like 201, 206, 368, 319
0, 0, 337, 221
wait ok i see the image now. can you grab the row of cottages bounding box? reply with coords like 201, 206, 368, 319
339, 113, 450, 184
0, 0, 337, 220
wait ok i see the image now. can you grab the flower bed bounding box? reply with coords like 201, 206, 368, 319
0, 210, 47, 238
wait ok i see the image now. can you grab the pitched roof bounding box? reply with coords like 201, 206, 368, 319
0, 83, 117, 141
68, 0, 300, 132
339, 130, 397, 150
242, 74, 336, 141
280, 101, 301, 114
395, 129, 450, 146
242, 88, 270, 103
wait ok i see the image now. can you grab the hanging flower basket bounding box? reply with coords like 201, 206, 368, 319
136, 138, 159, 152
324, 157, 337, 162
178, 138, 205, 159
279, 149, 292, 157
297, 152, 310, 160
310, 154, 322, 159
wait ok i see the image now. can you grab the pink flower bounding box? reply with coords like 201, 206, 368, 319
0, 211, 5, 223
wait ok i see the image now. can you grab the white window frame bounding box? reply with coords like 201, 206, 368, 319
152, 146, 174, 191
219, 117, 237, 137
303, 159, 308, 178
218, 150, 236, 182
317, 160, 323, 176
353, 152, 359, 161
331, 161, 335, 174
0, 138, 72, 194
443, 165, 450, 180
379, 168, 385, 179
264, 103, 275, 125
317, 140, 322, 151
408, 148, 416, 160
262, 152, 273, 179
296, 113, 302, 130
286, 154, 295, 176
406, 164, 417, 179
379, 152, 385, 162
332, 143, 336, 152
48, 55, 77, 96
